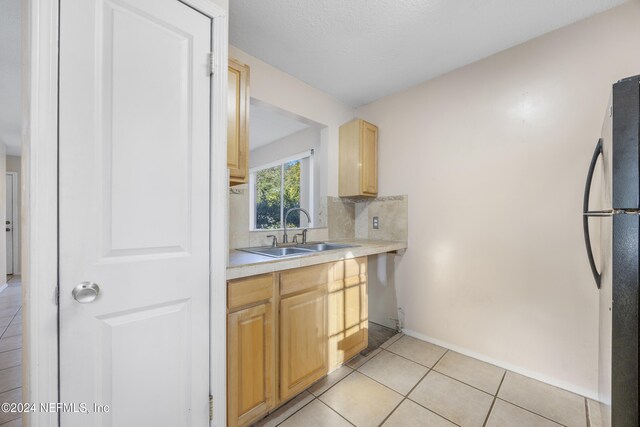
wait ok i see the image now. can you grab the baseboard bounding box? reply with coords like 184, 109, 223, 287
402, 328, 599, 401
0, 283, 7, 294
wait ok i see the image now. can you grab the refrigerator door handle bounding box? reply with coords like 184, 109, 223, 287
582, 138, 604, 288
583, 210, 614, 217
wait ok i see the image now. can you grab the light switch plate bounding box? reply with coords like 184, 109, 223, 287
373, 216, 379, 229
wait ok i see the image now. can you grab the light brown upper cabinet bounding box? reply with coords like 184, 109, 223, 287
227, 58, 250, 186
339, 119, 378, 197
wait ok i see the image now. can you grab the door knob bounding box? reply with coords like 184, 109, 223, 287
72, 282, 100, 303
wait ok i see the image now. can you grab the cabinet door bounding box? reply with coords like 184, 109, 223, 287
228, 302, 275, 427
360, 121, 378, 196
227, 58, 249, 185
328, 258, 368, 370
280, 287, 328, 401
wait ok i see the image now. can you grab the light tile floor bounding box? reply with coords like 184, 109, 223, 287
254, 332, 597, 427
0, 276, 22, 426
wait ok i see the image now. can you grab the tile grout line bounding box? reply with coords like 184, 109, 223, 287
377, 346, 441, 370
391, 335, 584, 426
270, 395, 317, 427
585, 398, 591, 427
402, 350, 465, 427
376, 349, 464, 427
493, 397, 567, 426
0, 346, 22, 356
375, 367, 435, 426
270, 331, 581, 427
430, 367, 499, 397
481, 370, 506, 427
379, 332, 403, 349
268, 342, 391, 427
316, 398, 356, 427
273, 369, 358, 427
0, 415, 22, 426
0, 385, 22, 396
355, 362, 418, 398
311, 367, 357, 398
367, 347, 497, 399
353, 346, 388, 371
0, 306, 22, 340
0, 364, 21, 374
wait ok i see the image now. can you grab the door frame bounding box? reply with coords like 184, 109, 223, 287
6, 171, 18, 275
23, 1, 229, 426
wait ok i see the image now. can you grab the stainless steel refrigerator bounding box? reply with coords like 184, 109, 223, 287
583, 75, 639, 427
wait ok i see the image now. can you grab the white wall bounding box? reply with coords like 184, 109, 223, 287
356, 1, 640, 398
250, 126, 321, 168
229, 45, 354, 198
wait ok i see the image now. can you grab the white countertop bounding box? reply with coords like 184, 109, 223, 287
227, 239, 407, 280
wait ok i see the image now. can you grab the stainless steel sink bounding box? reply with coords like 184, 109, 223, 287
238, 242, 358, 258
298, 243, 357, 252
240, 247, 315, 258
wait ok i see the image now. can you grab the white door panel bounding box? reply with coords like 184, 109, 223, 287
5, 174, 13, 275
59, 0, 211, 425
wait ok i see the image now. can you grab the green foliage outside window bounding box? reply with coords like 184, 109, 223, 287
255, 160, 301, 229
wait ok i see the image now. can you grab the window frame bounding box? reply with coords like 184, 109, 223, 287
249, 149, 314, 231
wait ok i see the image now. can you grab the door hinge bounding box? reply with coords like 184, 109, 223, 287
54, 285, 60, 305
209, 52, 215, 76
209, 395, 213, 421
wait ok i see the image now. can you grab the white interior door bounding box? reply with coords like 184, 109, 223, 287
59, 0, 211, 425
5, 173, 13, 275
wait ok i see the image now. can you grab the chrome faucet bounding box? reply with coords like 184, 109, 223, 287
266, 235, 278, 247
282, 208, 311, 244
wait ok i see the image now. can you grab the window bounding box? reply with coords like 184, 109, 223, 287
250, 151, 314, 230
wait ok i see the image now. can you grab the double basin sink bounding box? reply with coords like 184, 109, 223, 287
238, 242, 357, 258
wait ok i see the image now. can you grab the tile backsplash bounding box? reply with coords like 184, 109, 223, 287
355, 196, 408, 241
228, 188, 407, 249
328, 195, 408, 241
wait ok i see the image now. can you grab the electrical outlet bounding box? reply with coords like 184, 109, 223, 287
373, 216, 379, 229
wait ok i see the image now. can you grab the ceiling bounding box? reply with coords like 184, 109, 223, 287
0, 0, 22, 156
230, 0, 628, 107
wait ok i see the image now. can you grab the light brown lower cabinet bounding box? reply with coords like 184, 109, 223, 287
227, 257, 368, 427
227, 275, 275, 427
328, 257, 368, 370
280, 287, 328, 401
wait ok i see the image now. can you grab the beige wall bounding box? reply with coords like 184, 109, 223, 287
356, 2, 640, 398
229, 45, 354, 198
6, 155, 20, 273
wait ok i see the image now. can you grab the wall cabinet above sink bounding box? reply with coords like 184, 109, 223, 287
339, 118, 378, 198
227, 58, 250, 186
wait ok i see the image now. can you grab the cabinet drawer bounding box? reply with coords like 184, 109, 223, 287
228, 274, 274, 311
280, 263, 331, 297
